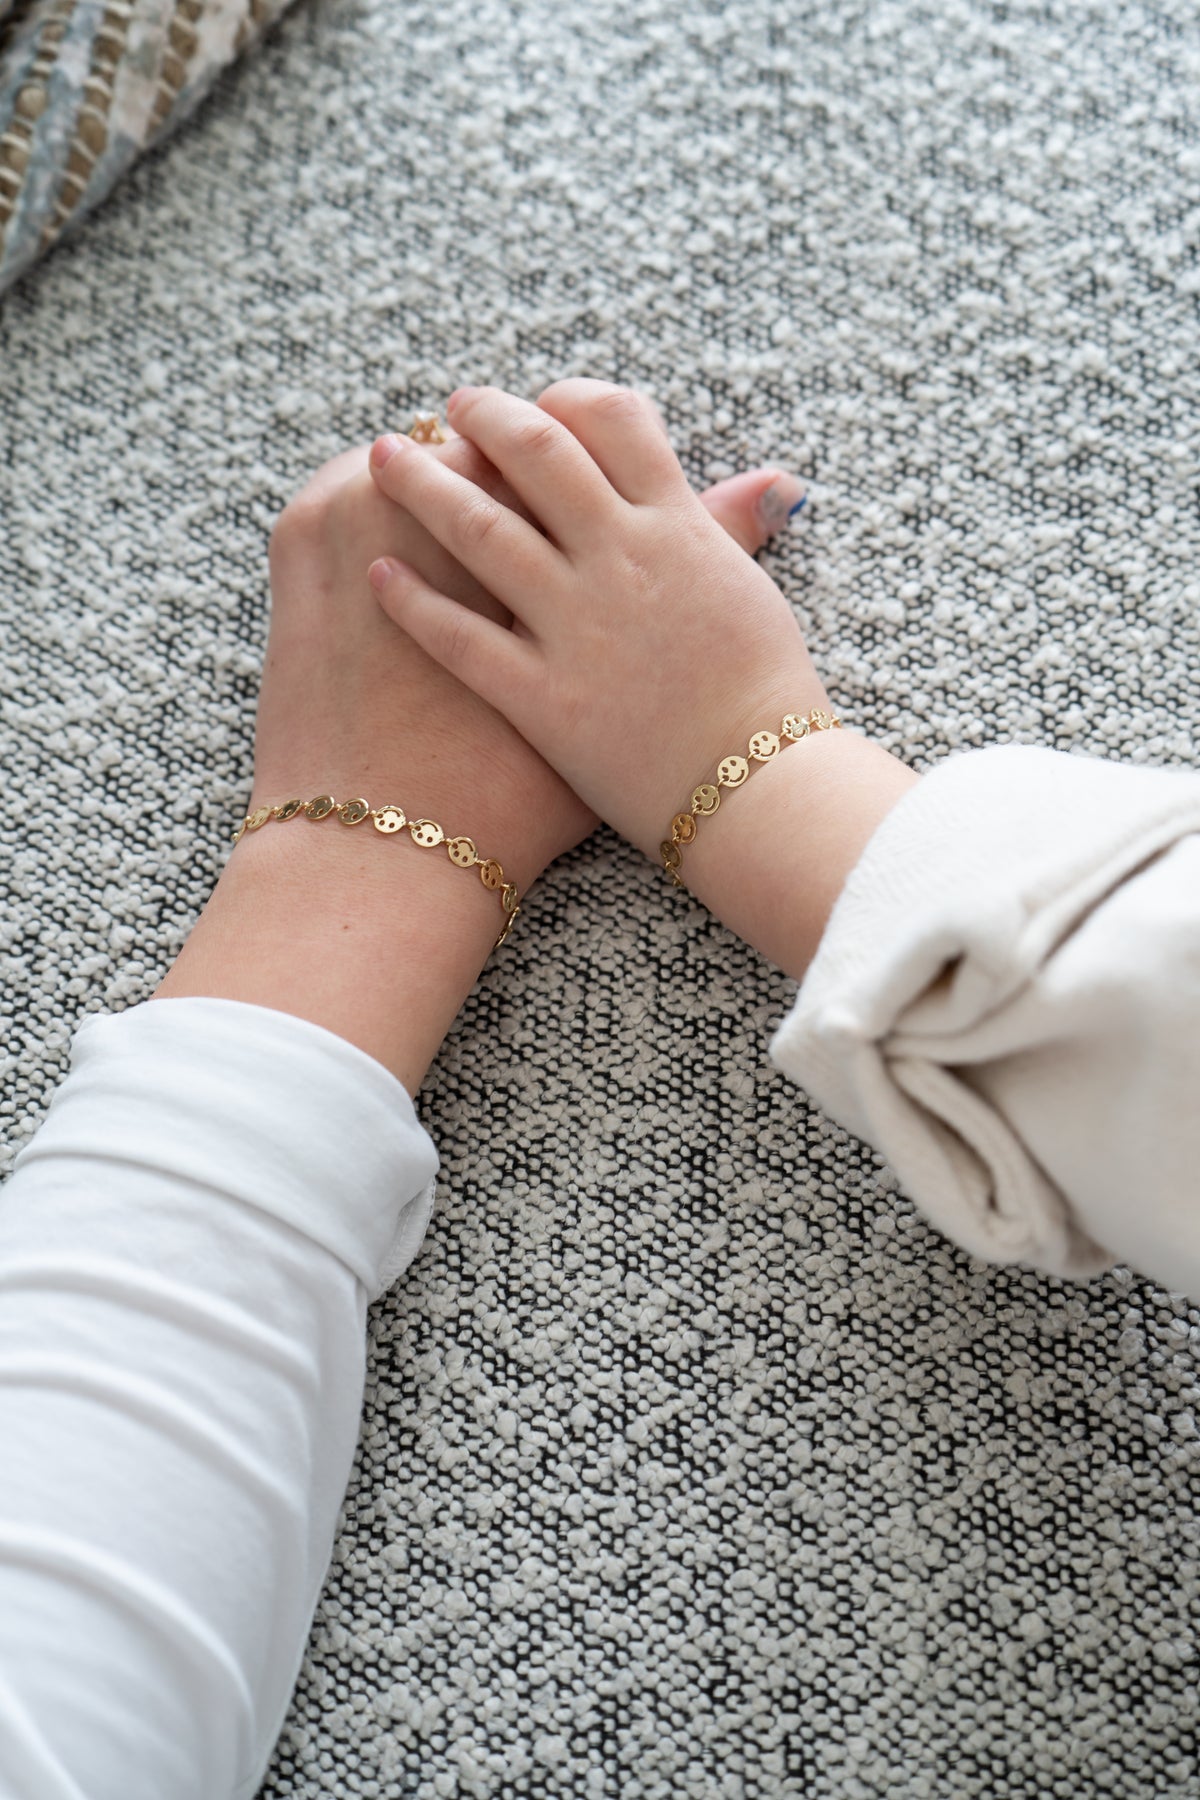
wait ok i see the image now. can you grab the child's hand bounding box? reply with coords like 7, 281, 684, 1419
366, 381, 831, 860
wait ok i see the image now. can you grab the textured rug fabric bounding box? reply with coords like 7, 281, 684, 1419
2, 0, 1199, 1795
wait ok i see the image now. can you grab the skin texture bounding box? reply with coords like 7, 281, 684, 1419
156, 431, 799, 1090
368, 381, 919, 981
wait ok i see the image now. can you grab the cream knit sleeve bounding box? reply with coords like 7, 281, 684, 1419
771, 746, 1200, 1300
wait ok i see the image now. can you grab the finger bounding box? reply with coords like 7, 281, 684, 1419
436, 435, 530, 519
368, 556, 533, 714
369, 432, 558, 625
534, 379, 690, 506
698, 469, 808, 555
441, 386, 618, 548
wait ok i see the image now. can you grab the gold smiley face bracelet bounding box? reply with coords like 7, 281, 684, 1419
660, 708, 842, 887
234, 794, 520, 947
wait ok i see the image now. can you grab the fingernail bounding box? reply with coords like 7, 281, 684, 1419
447, 386, 479, 413
368, 556, 397, 592
370, 433, 405, 469
756, 474, 807, 534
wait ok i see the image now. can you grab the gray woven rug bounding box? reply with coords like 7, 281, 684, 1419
2, 1, 1199, 1794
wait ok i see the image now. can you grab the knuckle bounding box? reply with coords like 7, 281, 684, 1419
457, 496, 502, 552
513, 413, 560, 458
437, 606, 477, 671
620, 550, 657, 605
591, 386, 650, 430
270, 451, 364, 570
269, 489, 326, 569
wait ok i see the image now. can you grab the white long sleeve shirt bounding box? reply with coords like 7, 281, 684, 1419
0, 1001, 436, 1800
1, 744, 1198, 1795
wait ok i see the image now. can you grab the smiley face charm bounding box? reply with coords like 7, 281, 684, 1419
748, 731, 781, 762
781, 714, 810, 741
671, 811, 698, 844
338, 797, 371, 825
305, 794, 337, 821
245, 805, 273, 832
691, 784, 721, 815
373, 806, 406, 834
447, 836, 478, 867
478, 859, 504, 889
717, 755, 749, 788
409, 819, 444, 848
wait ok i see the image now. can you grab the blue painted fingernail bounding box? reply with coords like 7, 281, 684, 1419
756, 474, 807, 534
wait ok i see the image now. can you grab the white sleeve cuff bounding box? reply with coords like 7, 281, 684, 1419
15, 998, 438, 1301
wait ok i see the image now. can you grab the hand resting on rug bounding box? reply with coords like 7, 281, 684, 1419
157, 422, 807, 1087
156, 433, 593, 1092
367, 379, 919, 981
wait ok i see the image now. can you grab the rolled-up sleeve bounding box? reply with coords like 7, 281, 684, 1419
772, 746, 1200, 1298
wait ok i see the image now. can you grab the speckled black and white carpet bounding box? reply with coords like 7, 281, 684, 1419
2, 1, 1199, 1795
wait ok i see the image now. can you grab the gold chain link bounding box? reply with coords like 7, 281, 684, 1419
660, 708, 842, 887
233, 794, 520, 947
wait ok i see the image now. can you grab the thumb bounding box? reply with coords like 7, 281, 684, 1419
697, 469, 807, 556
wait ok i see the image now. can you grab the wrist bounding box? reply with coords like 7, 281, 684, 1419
672, 728, 919, 979
156, 818, 505, 1093
628, 665, 835, 861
